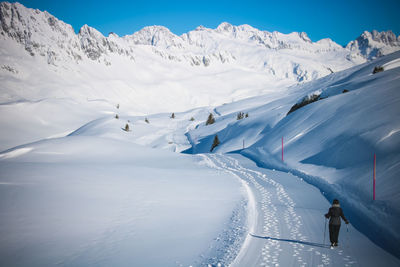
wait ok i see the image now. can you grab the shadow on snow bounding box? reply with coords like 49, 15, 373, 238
250, 233, 330, 248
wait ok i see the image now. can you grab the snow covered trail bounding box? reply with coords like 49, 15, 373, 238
203, 153, 400, 267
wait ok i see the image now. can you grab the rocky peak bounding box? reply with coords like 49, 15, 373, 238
316, 38, 342, 49
346, 30, 400, 60
78, 24, 105, 39
369, 30, 399, 45
216, 22, 234, 33
236, 24, 258, 33
128, 25, 184, 49
298, 32, 311, 43
2, 1, 400, 81
194, 25, 207, 31
0, 1, 82, 64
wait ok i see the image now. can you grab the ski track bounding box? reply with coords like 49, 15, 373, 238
204, 153, 357, 267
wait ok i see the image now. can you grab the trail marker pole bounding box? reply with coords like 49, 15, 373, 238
373, 153, 376, 201
282, 137, 284, 162
323, 218, 327, 246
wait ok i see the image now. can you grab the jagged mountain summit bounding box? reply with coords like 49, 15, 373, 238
1, 1, 400, 114
346, 30, 400, 60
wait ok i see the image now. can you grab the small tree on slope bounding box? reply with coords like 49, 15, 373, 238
206, 113, 215, 125
210, 135, 220, 152
373, 66, 384, 74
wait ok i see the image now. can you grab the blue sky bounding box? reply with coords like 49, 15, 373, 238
12, 0, 400, 46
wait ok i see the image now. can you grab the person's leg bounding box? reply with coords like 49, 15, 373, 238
329, 224, 334, 245
333, 225, 341, 245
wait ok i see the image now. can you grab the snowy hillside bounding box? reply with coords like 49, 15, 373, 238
183, 51, 400, 258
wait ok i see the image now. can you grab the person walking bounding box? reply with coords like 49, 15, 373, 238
325, 199, 349, 247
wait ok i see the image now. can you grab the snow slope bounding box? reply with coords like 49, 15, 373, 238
0, 133, 246, 267
184, 51, 400, 258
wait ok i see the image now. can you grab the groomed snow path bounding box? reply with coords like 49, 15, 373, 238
204, 153, 400, 267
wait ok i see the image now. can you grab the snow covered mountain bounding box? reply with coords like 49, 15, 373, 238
346, 30, 400, 60
1, 1, 400, 116
1, 2, 400, 265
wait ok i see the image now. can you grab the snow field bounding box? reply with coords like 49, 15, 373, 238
0, 96, 119, 151
0, 137, 246, 267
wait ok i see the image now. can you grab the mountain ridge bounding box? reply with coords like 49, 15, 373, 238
2, 2, 399, 69
1, 1, 400, 115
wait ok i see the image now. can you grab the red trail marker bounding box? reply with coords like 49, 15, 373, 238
373, 153, 376, 200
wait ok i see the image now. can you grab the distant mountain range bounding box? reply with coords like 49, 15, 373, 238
1, 1, 400, 113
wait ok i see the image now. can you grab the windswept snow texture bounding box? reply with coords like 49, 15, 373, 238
185, 51, 400, 258
0, 134, 246, 267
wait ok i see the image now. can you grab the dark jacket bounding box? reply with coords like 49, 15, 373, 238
325, 204, 349, 225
